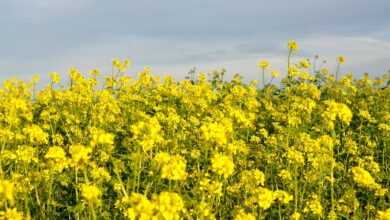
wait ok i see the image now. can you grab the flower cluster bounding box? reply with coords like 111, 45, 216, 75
0, 42, 388, 219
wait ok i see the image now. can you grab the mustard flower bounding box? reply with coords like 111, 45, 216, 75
211, 153, 235, 178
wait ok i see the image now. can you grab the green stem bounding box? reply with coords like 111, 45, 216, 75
288, 50, 292, 82
75, 168, 80, 220
262, 69, 265, 88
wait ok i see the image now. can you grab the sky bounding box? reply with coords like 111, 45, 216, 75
0, 0, 389, 83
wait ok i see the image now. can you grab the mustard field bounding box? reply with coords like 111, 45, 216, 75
0, 41, 389, 219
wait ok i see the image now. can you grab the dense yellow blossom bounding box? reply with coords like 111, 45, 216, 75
351, 166, 380, 190
0, 43, 387, 219
273, 190, 293, 204
0, 180, 14, 205
304, 194, 323, 217
0, 208, 24, 220
199, 178, 223, 197
323, 100, 353, 127
234, 209, 256, 220
153, 192, 185, 220
45, 146, 66, 160
240, 169, 265, 190
23, 124, 48, 145
69, 144, 92, 165
200, 120, 232, 146
90, 128, 115, 147
278, 169, 292, 181
286, 149, 305, 165
81, 184, 101, 204
131, 117, 163, 151
290, 212, 301, 220
211, 153, 235, 178
122, 193, 155, 219
378, 208, 390, 220
154, 153, 187, 181
44, 146, 68, 172
246, 187, 275, 210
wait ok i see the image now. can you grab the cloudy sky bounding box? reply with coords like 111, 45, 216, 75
0, 0, 389, 82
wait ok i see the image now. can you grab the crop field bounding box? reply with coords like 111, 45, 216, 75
0, 42, 389, 219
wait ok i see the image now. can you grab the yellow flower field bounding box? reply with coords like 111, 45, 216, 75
0, 42, 389, 219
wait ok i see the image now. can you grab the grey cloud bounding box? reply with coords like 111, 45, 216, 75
0, 0, 389, 82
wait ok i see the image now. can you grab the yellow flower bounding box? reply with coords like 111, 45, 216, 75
190, 149, 201, 159
0, 46, 388, 220
90, 128, 115, 147
337, 56, 345, 64
359, 110, 372, 122
258, 60, 270, 69
351, 166, 380, 190
199, 178, 223, 197
89, 69, 101, 77
240, 169, 265, 189
375, 187, 388, 197
195, 201, 215, 219
288, 40, 299, 51
273, 190, 293, 204
112, 58, 121, 69
1, 208, 24, 220
271, 70, 280, 78
200, 121, 231, 146
299, 59, 310, 68
16, 146, 37, 164
245, 187, 275, 210
124, 193, 155, 219
23, 124, 48, 145
153, 152, 171, 165
328, 211, 337, 220
211, 153, 235, 178
69, 144, 92, 165
153, 152, 187, 181
49, 72, 61, 84
0, 180, 15, 205
44, 146, 69, 172
378, 208, 390, 220
45, 146, 66, 160
278, 169, 292, 181
112, 58, 132, 72
153, 192, 185, 220
163, 156, 187, 181
234, 209, 255, 220
31, 74, 40, 84
131, 117, 163, 151
303, 194, 323, 217
286, 149, 305, 166
323, 100, 353, 125
290, 212, 301, 220
81, 184, 101, 204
